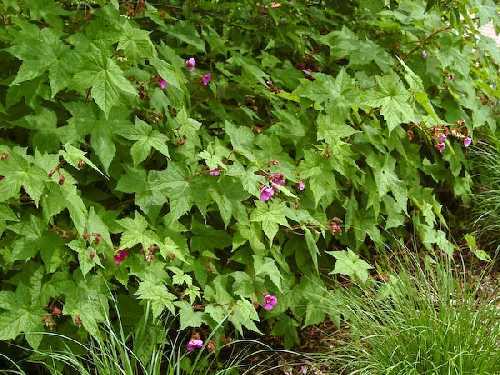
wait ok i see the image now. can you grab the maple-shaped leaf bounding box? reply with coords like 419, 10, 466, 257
60, 143, 105, 177
8, 25, 73, 96
364, 74, 416, 132
73, 45, 137, 118
119, 118, 170, 165
61, 275, 108, 336
117, 212, 160, 250
328, 249, 373, 283
63, 103, 132, 172
116, 166, 166, 216
136, 279, 176, 318
164, 21, 205, 51
253, 255, 282, 291
250, 201, 289, 243
176, 301, 203, 330
148, 163, 194, 222
68, 239, 103, 277
0, 284, 45, 349
0, 146, 47, 206
117, 21, 156, 63
318, 26, 393, 72
229, 299, 261, 335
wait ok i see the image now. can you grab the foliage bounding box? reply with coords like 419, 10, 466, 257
314, 255, 500, 375
470, 137, 500, 250
0, 0, 498, 349
1, 302, 241, 375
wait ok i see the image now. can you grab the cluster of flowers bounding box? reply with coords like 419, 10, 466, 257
433, 124, 472, 153
157, 56, 212, 90
260, 170, 305, 202
185, 294, 277, 352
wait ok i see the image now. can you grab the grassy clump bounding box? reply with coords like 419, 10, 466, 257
471, 139, 500, 250
318, 255, 499, 375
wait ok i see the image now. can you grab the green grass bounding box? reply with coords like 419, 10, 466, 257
471, 139, 500, 250
314, 254, 499, 375
4, 299, 242, 375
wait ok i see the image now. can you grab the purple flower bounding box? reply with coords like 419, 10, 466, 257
114, 249, 129, 265
300, 365, 308, 374
437, 133, 447, 144
259, 186, 275, 202
201, 73, 212, 86
186, 339, 203, 352
464, 136, 472, 147
435, 142, 446, 153
159, 78, 167, 90
185, 57, 196, 71
263, 294, 277, 311
209, 168, 220, 176
296, 180, 305, 191
269, 172, 285, 187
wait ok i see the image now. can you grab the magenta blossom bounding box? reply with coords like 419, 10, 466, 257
185, 57, 196, 71
464, 136, 472, 147
435, 142, 446, 153
158, 78, 167, 90
259, 186, 275, 201
186, 339, 203, 352
114, 249, 129, 265
437, 133, 447, 144
201, 73, 212, 86
263, 294, 278, 311
296, 180, 305, 191
269, 172, 285, 186
209, 168, 220, 176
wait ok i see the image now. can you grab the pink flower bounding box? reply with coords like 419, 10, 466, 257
185, 57, 196, 71
296, 180, 305, 191
186, 339, 203, 352
263, 294, 277, 311
464, 136, 472, 147
200, 73, 212, 86
114, 249, 129, 265
259, 186, 275, 201
209, 168, 220, 176
437, 134, 447, 144
158, 78, 167, 90
269, 172, 285, 186
435, 142, 446, 153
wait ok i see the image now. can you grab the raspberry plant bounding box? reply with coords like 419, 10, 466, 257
0, 0, 498, 349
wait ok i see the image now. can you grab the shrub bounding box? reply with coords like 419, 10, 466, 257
0, 0, 498, 349
315, 255, 500, 375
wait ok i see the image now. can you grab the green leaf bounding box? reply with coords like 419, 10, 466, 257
60, 144, 105, 177
177, 301, 203, 330
68, 239, 103, 277
364, 74, 416, 132
0, 147, 46, 206
117, 22, 155, 62
304, 228, 320, 274
62, 275, 108, 336
464, 234, 490, 261
73, 46, 137, 117
8, 26, 72, 96
119, 118, 170, 165
253, 255, 282, 291
136, 280, 176, 318
229, 299, 260, 335
250, 201, 289, 243
328, 249, 373, 283
118, 212, 159, 249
